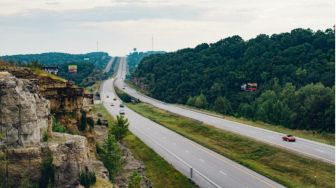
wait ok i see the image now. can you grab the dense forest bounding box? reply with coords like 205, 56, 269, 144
131, 28, 335, 132
1, 52, 112, 86
127, 51, 165, 77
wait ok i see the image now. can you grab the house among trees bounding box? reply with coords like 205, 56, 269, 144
241, 83, 258, 91
42, 66, 59, 75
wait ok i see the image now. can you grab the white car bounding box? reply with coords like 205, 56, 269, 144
119, 109, 125, 115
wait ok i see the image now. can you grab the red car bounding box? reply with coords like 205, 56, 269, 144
282, 135, 296, 142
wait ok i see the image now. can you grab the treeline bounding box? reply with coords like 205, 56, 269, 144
132, 28, 335, 132
127, 51, 165, 76
1, 52, 111, 86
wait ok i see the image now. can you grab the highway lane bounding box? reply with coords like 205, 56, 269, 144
115, 57, 335, 164
101, 77, 285, 188
103, 57, 115, 73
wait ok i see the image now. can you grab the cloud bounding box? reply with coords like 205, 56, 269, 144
0, 4, 209, 30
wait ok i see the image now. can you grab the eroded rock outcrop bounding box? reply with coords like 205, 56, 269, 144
0, 72, 95, 188
0, 72, 49, 148
49, 133, 93, 188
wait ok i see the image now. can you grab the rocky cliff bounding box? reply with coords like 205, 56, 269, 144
0, 72, 50, 148
0, 72, 96, 188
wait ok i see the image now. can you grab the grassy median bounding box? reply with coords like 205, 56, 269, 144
93, 104, 197, 188
127, 102, 335, 188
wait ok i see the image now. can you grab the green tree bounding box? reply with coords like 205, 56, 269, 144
111, 116, 129, 141
213, 96, 232, 115
98, 135, 122, 181
194, 94, 207, 108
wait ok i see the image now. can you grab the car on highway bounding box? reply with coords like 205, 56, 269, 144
106, 95, 109, 98
110, 103, 114, 106
120, 103, 124, 108
119, 109, 125, 115
282, 134, 296, 142
113, 97, 117, 101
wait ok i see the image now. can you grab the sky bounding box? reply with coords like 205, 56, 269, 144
0, 0, 334, 56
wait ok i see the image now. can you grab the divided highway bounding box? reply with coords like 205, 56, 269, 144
115, 57, 335, 164
101, 59, 285, 187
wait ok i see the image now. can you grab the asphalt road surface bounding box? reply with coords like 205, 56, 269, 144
115, 57, 335, 164
103, 57, 115, 73
101, 58, 283, 188
101, 76, 285, 188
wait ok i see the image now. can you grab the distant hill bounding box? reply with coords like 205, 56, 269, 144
127, 51, 165, 76
1, 52, 112, 86
131, 28, 335, 132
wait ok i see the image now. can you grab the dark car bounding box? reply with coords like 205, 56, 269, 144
282, 135, 296, 142
120, 103, 124, 108
113, 97, 117, 101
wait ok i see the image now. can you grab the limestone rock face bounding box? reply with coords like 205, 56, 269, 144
49, 133, 93, 188
0, 73, 50, 148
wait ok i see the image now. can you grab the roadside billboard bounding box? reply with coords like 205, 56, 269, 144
68, 65, 77, 73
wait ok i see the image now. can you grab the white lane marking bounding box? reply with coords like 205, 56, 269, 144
199, 159, 205, 163
219, 170, 227, 176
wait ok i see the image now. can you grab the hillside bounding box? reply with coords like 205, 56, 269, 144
1, 52, 112, 86
127, 51, 165, 77
131, 28, 335, 132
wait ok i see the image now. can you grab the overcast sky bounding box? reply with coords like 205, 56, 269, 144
0, 0, 334, 56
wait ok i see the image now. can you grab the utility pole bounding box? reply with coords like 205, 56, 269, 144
151, 35, 154, 51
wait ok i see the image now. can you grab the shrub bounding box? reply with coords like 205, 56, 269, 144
128, 171, 142, 188
79, 168, 96, 188
52, 116, 66, 133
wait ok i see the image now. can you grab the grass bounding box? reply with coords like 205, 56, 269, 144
31, 67, 67, 82
178, 104, 335, 145
92, 104, 197, 188
126, 81, 335, 145
127, 102, 335, 188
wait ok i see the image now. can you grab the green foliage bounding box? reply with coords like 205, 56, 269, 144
1, 52, 111, 86
79, 168, 96, 188
0, 132, 3, 141
127, 51, 165, 75
128, 171, 142, 188
39, 148, 54, 188
127, 102, 335, 188
42, 131, 49, 142
52, 116, 66, 133
115, 88, 132, 102
132, 28, 335, 132
111, 116, 129, 141
213, 96, 232, 115
78, 110, 87, 131
87, 117, 95, 130
97, 135, 122, 182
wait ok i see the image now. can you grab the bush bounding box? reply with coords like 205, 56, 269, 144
128, 171, 142, 188
52, 116, 66, 133
78, 110, 87, 131
79, 168, 96, 188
